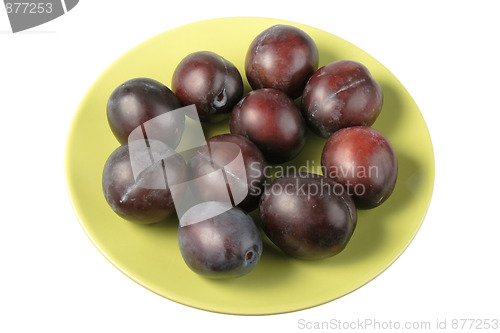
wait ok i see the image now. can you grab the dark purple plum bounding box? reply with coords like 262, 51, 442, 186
230, 88, 306, 163
245, 24, 318, 99
178, 201, 263, 279
302, 60, 383, 138
102, 140, 187, 224
321, 126, 397, 209
172, 51, 243, 122
187, 134, 268, 212
259, 173, 357, 260
296, 172, 357, 226
107, 78, 183, 144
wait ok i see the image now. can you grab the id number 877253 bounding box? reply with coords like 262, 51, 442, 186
5, 2, 53, 14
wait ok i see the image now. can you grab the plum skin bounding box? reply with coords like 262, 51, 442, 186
229, 88, 306, 163
259, 173, 357, 260
178, 202, 263, 279
301, 60, 383, 138
187, 134, 268, 212
245, 24, 318, 99
321, 126, 398, 209
107, 78, 183, 144
172, 51, 243, 122
102, 141, 187, 224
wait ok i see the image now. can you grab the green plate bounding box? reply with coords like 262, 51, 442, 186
65, 17, 434, 315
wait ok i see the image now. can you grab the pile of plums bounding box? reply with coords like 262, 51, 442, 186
102, 24, 398, 279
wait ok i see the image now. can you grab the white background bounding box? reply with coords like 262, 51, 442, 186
1, 1, 499, 332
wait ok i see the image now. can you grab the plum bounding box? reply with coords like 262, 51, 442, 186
178, 201, 263, 278
107, 78, 183, 144
102, 140, 187, 224
229, 88, 306, 163
259, 173, 357, 260
302, 60, 383, 138
172, 51, 243, 122
321, 126, 397, 209
187, 134, 268, 212
245, 24, 318, 99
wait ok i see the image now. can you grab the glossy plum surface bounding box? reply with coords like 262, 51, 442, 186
172, 51, 243, 122
178, 201, 263, 279
321, 126, 397, 209
302, 60, 383, 138
102, 141, 187, 224
230, 88, 306, 163
107, 78, 183, 144
259, 173, 357, 260
245, 24, 318, 99
187, 134, 268, 212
